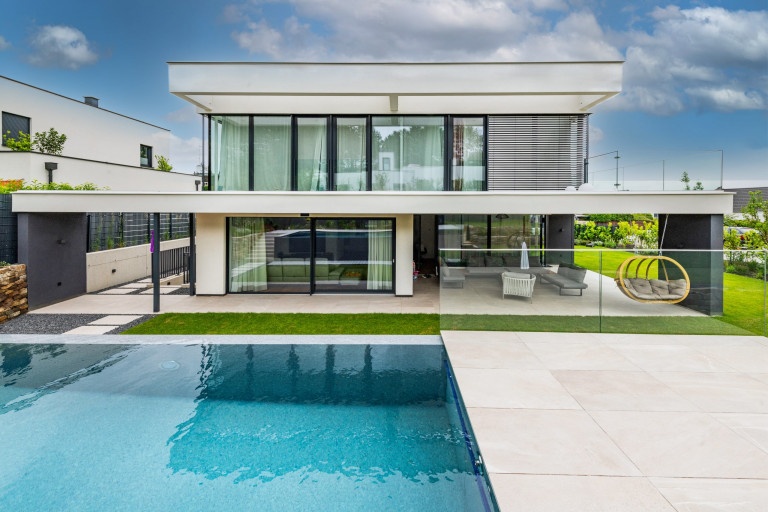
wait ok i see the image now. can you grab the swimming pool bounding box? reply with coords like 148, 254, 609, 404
0, 341, 496, 511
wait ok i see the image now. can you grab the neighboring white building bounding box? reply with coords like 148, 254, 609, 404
0, 75, 197, 191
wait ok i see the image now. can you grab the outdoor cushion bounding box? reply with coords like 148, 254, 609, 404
467, 253, 485, 267
486, 253, 504, 267
502, 253, 519, 267
626, 278, 654, 295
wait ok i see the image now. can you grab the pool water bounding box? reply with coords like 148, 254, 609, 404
0, 342, 494, 511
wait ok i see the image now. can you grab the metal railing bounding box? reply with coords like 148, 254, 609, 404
160, 246, 190, 282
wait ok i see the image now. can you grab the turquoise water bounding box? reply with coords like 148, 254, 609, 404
0, 343, 493, 511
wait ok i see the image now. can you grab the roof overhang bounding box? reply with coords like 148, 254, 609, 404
12, 191, 732, 216
168, 61, 623, 115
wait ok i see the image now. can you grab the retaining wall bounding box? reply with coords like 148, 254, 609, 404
87, 237, 190, 292
0, 264, 28, 323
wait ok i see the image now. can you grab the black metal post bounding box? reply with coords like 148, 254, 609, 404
152, 212, 160, 312
189, 213, 196, 296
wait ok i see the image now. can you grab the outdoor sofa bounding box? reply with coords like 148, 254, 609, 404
539, 263, 588, 295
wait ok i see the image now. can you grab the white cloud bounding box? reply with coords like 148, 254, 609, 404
27, 25, 98, 70
169, 134, 203, 175
0, 35, 10, 50
225, 2, 767, 115
589, 123, 605, 144
165, 105, 200, 124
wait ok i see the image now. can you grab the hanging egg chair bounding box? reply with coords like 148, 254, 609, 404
614, 255, 690, 304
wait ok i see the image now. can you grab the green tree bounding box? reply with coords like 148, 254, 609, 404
741, 190, 768, 247
681, 171, 691, 190
155, 154, 173, 171
32, 128, 67, 155
2, 131, 32, 151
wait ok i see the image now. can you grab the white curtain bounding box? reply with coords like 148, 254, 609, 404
366, 220, 393, 290
229, 218, 267, 292
253, 117, 291, 191
213, 116, 249, 191
297, 119, 327, 191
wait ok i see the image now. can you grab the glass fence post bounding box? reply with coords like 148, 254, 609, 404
598, 250, 603, 333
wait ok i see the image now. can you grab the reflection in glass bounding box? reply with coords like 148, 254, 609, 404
335, 118, 367, 191
372, 116, 444, 191
253, 116, 291, 191
314, 219, 393, 292
211, 115, 249, 191
228, 217, 311, 293
296, 118, 328, 191
452, 118, 484, 191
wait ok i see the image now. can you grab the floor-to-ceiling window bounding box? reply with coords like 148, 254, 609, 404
296, 117, 328, 191
209, 115, 487, 192
372, 116, 444, 191
211, 116, 249, 191
253, 116, 292, 191
335, 117, 367, 191
451, 117, 485, 191
228, 217, 393, 293
314, 219, 393, 292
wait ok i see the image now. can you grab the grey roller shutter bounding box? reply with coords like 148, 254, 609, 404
487, 115, 587, 190
2, 112, 31, 144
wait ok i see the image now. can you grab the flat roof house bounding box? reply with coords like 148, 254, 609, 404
12, 62, 732, 312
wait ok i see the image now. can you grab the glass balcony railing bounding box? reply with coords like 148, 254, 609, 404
586, 151, 723, 191
439, 248, 767, 337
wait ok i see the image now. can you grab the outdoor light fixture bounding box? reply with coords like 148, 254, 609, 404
194, 180, 201, 191
44, 162, 58, 184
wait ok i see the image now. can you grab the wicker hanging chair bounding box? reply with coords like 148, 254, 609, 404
614, 255, 690, 304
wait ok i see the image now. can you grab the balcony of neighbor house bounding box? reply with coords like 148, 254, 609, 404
0, 150, 198, 191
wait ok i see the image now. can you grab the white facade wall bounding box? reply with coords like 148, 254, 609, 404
1, 76, 170, 167
0, 152, 198, 191
86, 237, 190, 292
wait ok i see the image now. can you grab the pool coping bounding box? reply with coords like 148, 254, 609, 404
0, 334, 444, 345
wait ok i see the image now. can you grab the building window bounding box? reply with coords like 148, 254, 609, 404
295, 117, 328, 191
372, 116, 444, 191
211, 116, 249, 190
140, 145, 153, 167
253, 116, 292, 191
451, 117, 485, 191
334, 117, 367, 191
2, 112, 31, 146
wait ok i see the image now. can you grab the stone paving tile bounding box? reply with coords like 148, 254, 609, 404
650, 372, 768, 413
89, 315, 144, 325
712, 413, 768, 453
98, 288, 136, 295
650, 477, 768, 512
454, 368, 579, 409
490, 474, 675, 512
62, 325, 119, 335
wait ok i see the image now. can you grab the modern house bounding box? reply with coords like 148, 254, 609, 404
11, 62, 732, 312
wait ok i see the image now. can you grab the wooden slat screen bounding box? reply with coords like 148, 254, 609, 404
488, 115, 588, 190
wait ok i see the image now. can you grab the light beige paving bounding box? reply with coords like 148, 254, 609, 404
62, 325, 117, 335
88, 315, 143, 325
491, 474, 675, 512
442, 331, 768, 511
30, 278, 441, 314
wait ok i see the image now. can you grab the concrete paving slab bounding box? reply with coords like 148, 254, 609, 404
89, 315, 144, 325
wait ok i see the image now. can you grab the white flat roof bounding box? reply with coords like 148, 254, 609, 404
168, 61, 623, 115
12, 190, 731, 215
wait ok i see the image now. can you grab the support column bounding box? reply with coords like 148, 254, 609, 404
545, 214, 575, 266
659, 214, 724, 316
395, 214, 414, 296
152, 212, 160, 313
188, 213, 196, 296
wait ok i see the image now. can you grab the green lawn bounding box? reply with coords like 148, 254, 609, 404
123, 313, 441, 335
574, 245, 766, 336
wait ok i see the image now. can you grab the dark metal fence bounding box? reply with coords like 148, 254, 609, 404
0, 196, 17, 264
160, 246, 190, 282
87, 212, 189, 252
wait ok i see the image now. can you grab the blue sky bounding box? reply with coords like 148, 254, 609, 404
0, 0, 765, 186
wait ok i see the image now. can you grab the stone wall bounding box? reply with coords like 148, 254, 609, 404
0, 264, 28, 323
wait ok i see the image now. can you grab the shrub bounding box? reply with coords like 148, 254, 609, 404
155, 155, 173, 172
32, 128, 67, 155
2, 131, 32, 151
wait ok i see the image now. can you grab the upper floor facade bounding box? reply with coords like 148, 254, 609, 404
169, 62, 622, 193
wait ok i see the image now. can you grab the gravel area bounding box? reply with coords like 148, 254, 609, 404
0, 314, 106, 334
0, 314, 156, 335
168, 287, 191, 296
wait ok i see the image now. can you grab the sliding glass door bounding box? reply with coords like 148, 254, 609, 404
314, 219, 393, 292
228, 217, 394, 293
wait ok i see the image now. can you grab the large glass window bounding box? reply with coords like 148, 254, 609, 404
211, 116, 249, 191
452, 118, 484, 191
253, 116, 292, 191
315, 219, 393, 292
229, 217, 311, 293
296, 118, 328, 191
2, 112, 30, 146
335, 118, 367, 191
372, 116, 444, 191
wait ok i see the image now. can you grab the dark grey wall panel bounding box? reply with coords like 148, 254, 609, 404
659, 214, 724, 316
488, 115, 587, 190
545, 214, 575, 265
18, 213, 87, 309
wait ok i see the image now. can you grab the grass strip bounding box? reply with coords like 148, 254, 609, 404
122, 313, 441, 335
